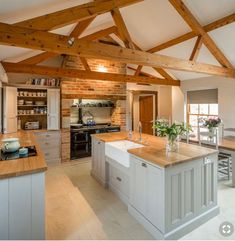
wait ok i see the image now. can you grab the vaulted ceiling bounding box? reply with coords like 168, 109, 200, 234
0, 0, 235, 81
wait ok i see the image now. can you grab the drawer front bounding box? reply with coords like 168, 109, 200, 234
110, 166, 129, 197
35, 131, 61, 141
43, 147, 61, 161
37, 138, 61, 148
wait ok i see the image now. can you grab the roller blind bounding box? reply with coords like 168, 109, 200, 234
187, 89, 218, 104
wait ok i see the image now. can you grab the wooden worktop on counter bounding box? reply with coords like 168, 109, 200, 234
92, 132, 218, 168
0, 130, 47, 179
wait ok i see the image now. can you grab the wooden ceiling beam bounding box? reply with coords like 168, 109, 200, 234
189, 35, 203, 61
70, 16, 96, 38
111, 8, 135, 49
2, 62, 180, 86
19, 52, 59, 65
153, 67, 175, 80
79, 57, 91, 71
128, 66, 160, 78
14, 0, 143, 31
134, 65, 143, 76
80, 26, 118, 41
147, 12, 235, 53
18, 26, 117, 65
1, 22, 235, 78
169, 0, 233, 68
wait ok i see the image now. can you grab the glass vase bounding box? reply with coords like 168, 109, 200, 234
166, 136, 179, 152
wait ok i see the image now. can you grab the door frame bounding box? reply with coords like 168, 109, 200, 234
131, 90, 158, 133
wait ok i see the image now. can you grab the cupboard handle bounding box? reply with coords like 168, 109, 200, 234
98, 142, 101, 144
116, 177, 122, 182
142, 163, 147, 168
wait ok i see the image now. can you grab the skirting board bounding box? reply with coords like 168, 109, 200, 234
128, 204, 220, 240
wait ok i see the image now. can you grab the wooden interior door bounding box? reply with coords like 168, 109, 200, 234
139, 95, 153, 135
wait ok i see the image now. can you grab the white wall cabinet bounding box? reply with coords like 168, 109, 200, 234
91, 137, 108, 186
0, 172, 45, 240
47, 89, 60, 130
3, 86, 17, 133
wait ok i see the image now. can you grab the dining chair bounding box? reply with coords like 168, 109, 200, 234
198, 127, 232, 180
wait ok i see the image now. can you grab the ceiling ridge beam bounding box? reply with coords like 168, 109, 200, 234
0, 22, 235, 78
169, 0, 233, 68
13, 0, 144, 31
2, 62, 180, 86
147, 12, 235, 53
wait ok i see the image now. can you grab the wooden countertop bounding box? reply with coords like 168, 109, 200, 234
0, 130, 47, 179
92, 132, 218, 168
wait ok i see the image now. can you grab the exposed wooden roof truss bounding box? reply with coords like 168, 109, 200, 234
1, 0, 235, 86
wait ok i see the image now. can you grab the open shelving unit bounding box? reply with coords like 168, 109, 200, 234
17, 86, 48, 129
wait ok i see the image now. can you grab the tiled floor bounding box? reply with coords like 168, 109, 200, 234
46, 159, 235, 240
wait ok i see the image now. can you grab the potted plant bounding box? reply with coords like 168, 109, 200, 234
203, 117, 222, 138
153, 120, 192, 152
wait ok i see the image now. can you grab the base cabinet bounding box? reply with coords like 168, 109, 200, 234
130, 157, 165, 232
129, 154, 219, 240
0, 172, 45, 240
91, 137, 107, 186
107, 158, 130, 205
35, 130, 61, 165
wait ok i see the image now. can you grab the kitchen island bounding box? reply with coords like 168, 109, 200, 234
91, 132, 219, 240
0, 130, 47, 240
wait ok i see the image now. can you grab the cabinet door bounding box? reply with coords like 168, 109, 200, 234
3, 86, 17, 133
129, 156, 147, 216
47, 89, 60, 130
91, 138, 106, 184
146, 164, 165, 232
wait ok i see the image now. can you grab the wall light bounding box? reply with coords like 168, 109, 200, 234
97, 65, 107, 73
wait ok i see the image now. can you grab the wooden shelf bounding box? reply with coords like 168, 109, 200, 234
18, 105, 47, 107
71, 106, 115, 108
7, 83, 60, 90
18, 114, 47, 116
18, 96, 47, 98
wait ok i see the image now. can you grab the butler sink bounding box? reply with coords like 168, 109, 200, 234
105, 140, 144, 168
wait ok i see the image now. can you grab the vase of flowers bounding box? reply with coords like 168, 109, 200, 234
203, 117, 221, 139
153, 120, 191, 152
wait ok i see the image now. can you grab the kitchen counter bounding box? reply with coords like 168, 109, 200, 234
0, 130, 47, 179
92, 131, 218, 167
91, 131, 219, 240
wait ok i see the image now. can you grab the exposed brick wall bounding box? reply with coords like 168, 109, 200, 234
61, 56, 127, 162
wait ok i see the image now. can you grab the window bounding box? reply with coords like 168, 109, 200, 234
187, 103, 219, 138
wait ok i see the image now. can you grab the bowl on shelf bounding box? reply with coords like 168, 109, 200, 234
18, 100, 24, 105
25, 100, 33, 105
35, 101, 45, 106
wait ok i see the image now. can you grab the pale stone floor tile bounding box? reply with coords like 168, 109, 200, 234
46, 159, 235, 240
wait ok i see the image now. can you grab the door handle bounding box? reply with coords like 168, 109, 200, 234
116, 177, 122, 182
142, 162, 147, 168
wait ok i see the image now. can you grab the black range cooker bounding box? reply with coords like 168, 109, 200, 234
70, 124, 120, 160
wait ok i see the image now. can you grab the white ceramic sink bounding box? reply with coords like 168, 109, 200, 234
105, 140, 144, 168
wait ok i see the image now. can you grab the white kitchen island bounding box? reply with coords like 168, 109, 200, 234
91, 132, 219, 240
